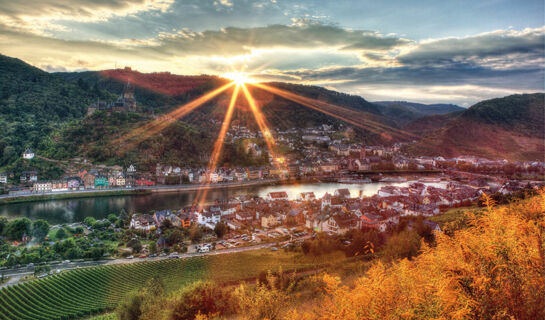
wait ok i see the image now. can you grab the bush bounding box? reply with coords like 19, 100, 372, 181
170, 281, 234, 320
4, 218, 31, 240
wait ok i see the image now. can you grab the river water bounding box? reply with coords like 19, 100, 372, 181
0, 181, 445, 224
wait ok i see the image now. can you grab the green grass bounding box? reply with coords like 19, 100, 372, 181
0, 249, 344, 320
428, 205, 480, 227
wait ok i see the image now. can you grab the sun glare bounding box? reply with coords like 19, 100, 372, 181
222, 72, 257, 84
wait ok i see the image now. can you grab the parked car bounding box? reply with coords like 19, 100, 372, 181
270, 247, 278, 251
127, 255, 134, 259
198, 247, 210, 253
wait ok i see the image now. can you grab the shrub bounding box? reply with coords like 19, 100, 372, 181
170, 281, 234, 320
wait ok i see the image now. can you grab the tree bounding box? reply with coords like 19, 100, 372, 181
31, 219, 50, 241
4, 218, 31, 240
214, 222, 228, 238
127, 238, 142, 254
149, 241, 157, 254
55, 228, 67, 240
166, 229, 184, 246
170, 281, 234, 320
83, 217, 96, 227
189, 226, 203, 243
119, 208, 129, 223
107, 214, 118, 224
0, 216, 7, 235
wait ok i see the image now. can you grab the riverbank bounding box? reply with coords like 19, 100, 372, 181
0, 179, 282, 205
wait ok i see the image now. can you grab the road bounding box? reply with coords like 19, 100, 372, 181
0, 241, 280, 288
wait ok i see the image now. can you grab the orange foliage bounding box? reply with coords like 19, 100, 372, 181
289, 192, 545, 320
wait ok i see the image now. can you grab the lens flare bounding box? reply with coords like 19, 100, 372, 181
113, 82, 235, 153
194, 84, 241, 206
240, 84, 277, 157
250, 83, 417, 140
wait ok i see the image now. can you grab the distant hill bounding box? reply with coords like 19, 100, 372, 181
374, 101, 465, 124
405, 93, 545, 161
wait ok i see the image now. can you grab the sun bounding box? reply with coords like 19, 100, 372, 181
222, 72, 257, 85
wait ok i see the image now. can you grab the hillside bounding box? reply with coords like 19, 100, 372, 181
374, 100, 464, 123
0, 54, 114, 176
0, 55, 392, 171
405, 93, 545, 160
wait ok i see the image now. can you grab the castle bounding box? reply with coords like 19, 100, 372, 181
87, 81, 137, 116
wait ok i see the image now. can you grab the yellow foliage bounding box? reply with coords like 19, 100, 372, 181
289, 192, 545, 320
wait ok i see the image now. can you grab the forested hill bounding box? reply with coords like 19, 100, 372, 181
405, 93, 545, 161
0, 54, 115, 171
374, 101, 465, 124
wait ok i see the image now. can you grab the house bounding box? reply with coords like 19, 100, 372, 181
83, 173, 95, 189
320, 163, 338, 173
299, 192, 316, 201
227, 220, 243, 230
51, 181, 68, 192
20, 171, 38, 183
0, 173, 7, 184
194, 210, 221, 228
236, 210, 255, 222
334, 188, 351, 199
116, 175, 126, 186
94, 176, 109, 188
153, 210, 181, 227
261, 213, 278, 228
130, 215, 156, 231
23, 149, 35, 159
267, 191, 289, 201
66, 178, 81, 190
135, 178, 155, 186
321, 193, 332, 209
127, 164, 136, 173
323, 214, 357, 235
33, 181, 52, 193
108, 175, 117, 187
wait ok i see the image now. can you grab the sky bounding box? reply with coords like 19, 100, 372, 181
0, 0, 543, 106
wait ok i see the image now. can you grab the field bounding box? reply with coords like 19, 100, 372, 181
0, 249, 344, 320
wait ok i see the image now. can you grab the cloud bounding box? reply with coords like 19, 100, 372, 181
0, 0, 175, 34
140, 23, 411, 58
397, 27, 545, 69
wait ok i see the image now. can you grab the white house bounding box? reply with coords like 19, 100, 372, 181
194, 211, 221, 229
23, 149, 35, 160
0, 173, 7, 184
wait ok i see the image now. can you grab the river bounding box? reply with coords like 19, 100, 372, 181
0, 181, 446, 224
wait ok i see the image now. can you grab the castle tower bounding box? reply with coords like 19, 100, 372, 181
122, 80, 136, 111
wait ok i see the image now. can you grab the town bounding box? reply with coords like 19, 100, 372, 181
1, 123, 543, 196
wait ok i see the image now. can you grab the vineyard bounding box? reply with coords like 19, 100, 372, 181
0, 257, 206, 320
0, 249, 339, 320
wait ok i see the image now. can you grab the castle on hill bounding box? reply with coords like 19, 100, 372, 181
87, 81, 136, 116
